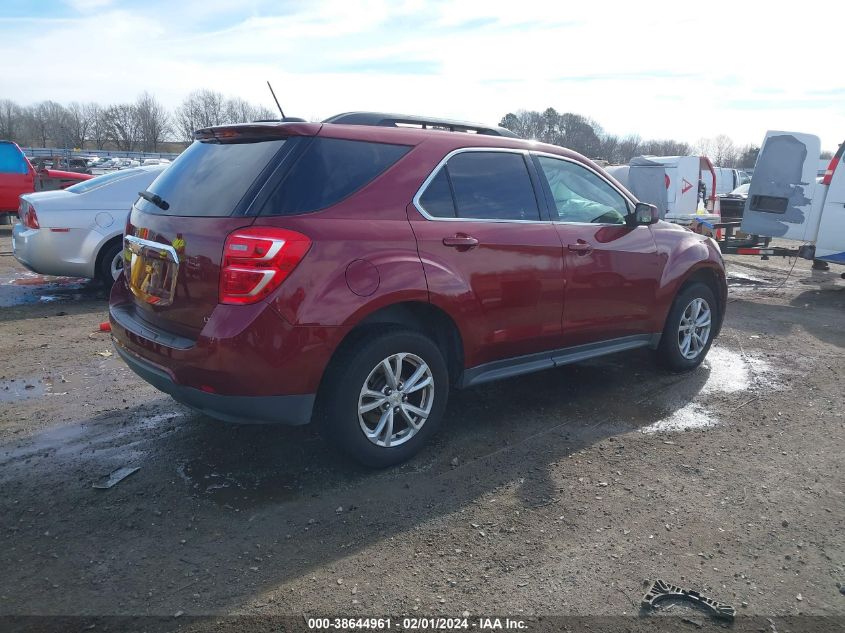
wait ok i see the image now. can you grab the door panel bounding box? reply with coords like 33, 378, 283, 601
556, 224, 661, 346
410, 213, 564, 366
741, 131, 821, 240
409, 149, 564, 368
531, 153, 662, 346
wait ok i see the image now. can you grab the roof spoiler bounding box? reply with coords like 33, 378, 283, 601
194, 121, 320, 143
323, 111, 518, 138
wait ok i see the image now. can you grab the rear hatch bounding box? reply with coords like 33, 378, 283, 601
123, 124, 317, 339
741, 130, 821, 241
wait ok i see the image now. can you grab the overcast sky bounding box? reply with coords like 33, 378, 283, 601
2, 0, 843, 150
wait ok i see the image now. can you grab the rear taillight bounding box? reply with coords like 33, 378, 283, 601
219, 227, 311, 305
821, 143, 844, 186
18, 201, 39, 229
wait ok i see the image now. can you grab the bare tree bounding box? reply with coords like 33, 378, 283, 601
135, 92, 171, 152
0, 99, 24, 143
713, 134, 738, 166
103, 103, 142, 151
84, 103, 108, 150
224, 97, 275, 124
65, 102, 92, 149
175, 89, 229, 142
695, 137, 715, 159
599, 134, 620, 163
618, 134, 642, 163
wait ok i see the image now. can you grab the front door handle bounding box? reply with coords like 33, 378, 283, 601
443, 234, 479, 250
567, 241, 593, 255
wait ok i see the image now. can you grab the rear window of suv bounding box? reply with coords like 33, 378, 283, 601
259, 138, 410, 216
136, 139, 287, 216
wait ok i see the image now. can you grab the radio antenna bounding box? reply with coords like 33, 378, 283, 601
267, 81, 286, 119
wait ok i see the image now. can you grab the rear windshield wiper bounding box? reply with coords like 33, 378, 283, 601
138, 190, 170, 211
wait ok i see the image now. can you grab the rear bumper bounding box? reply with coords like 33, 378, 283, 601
109, 278, 349, 425
114, 342, 315, 425
12, 223, 96, 278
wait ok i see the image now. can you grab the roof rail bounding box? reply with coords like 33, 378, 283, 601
323, 112, 518, 138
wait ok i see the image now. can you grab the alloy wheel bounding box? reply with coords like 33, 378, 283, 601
358, 352, 434, 448
677, 297, 712, 360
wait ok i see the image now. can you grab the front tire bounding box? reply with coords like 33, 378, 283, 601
657, 282, 718, 371
319, 329, 449, 468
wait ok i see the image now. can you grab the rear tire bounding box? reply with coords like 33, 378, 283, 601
657, 282, 718, 371
97, 241, 124, 287
318, 329, 449, 468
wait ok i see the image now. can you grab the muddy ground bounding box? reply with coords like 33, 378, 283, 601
0, 226, 843, 632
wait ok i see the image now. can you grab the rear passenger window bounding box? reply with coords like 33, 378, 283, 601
419, 169, 456, 217
418, 151, 540, 221
262, 138, 410, 215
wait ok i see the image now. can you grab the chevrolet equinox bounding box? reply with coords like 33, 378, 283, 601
110, 112, 726, 467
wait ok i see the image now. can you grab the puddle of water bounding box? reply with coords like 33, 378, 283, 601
177, 459, 299, 509
0, 378, 48, 402
0, 411, 184, 469
0, 270, 102, 307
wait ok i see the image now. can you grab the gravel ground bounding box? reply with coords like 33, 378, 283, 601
0, 226, 843, 632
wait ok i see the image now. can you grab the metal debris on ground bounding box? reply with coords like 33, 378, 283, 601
92, 466, 140, 489
641, 579, 736, 621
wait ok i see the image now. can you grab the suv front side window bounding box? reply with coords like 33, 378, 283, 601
536, 155, 629, 225
418, 150, 540, 221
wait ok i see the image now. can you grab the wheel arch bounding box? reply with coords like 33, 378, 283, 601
674, 264, 727, 337
322, 301, 465, 390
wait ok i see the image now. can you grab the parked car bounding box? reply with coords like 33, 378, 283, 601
0, 141, 92, 222
12, 165, 167, 285
109, 112, 726, 467
117, 158, 141, 170
718, 183, 749, 220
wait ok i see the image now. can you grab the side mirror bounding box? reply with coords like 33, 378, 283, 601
629, 202, 659, 226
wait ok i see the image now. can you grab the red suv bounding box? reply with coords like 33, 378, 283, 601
109, 112, 726, 467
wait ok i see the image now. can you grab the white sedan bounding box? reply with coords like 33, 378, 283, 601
12, 165, 167, 285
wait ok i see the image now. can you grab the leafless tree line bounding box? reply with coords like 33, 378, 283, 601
500, 108, 760, 168
0, 90, 276, 152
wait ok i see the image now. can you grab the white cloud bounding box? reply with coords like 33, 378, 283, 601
4, 0, 844, 150
64, 0, 115, 11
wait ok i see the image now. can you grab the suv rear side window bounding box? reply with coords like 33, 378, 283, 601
261, 138, 410, 216
419, 151, 540, 221
137, 139, 286, 216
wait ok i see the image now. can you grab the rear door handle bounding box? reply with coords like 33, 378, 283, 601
443, 234, 479, 249
567, 241, 593, 254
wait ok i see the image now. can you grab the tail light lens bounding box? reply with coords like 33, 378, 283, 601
18, 200, 39, 229
219, 227, 311, 305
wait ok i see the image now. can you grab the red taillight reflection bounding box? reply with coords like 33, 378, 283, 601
219, 227, 311, 305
